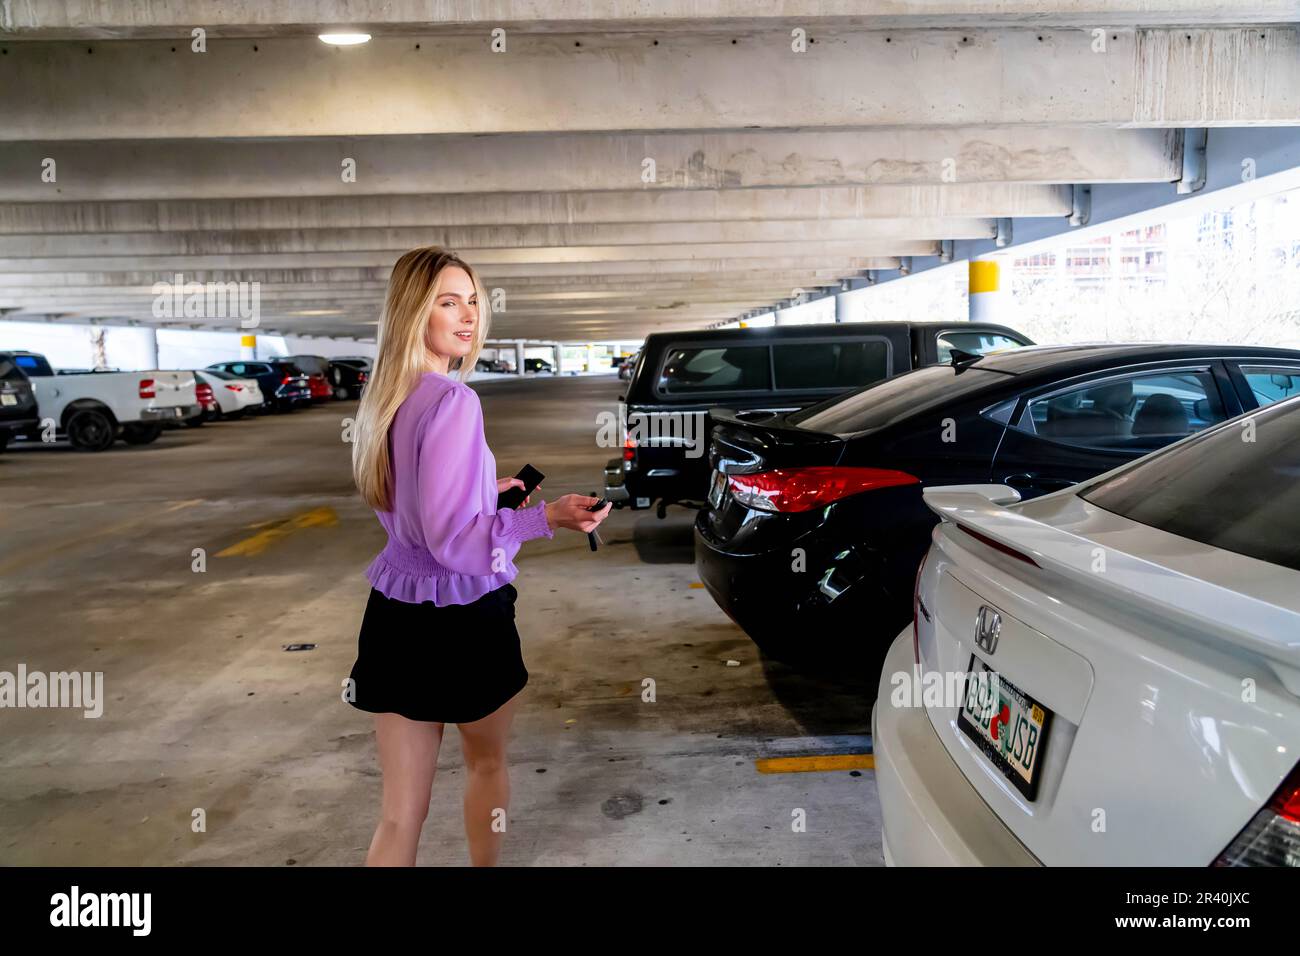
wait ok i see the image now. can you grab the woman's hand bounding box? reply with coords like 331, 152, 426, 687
544, 494, 612, 533
497, 476, 535, 507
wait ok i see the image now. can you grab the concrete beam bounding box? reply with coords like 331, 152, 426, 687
2, 30, 1296, 140
4, 2, 1296, 37
0, 244, 935, 273
0, 185, 1076, 231
0, 130, 1180, 198
0, 220, 995, 259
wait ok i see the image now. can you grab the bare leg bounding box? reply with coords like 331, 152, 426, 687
366, 712, 444, 866
457, 691, 521, 866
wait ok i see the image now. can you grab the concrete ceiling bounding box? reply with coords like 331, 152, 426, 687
0, 2, 1296, 342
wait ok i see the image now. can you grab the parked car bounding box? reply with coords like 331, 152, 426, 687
874, 393, 1300, 866
281, 354, 334, 402
332, 355, 373, 375
606, 322, 1033, 516
0, 350, 199, 451
206, 360, 311, 412
184, 375, 220, 427
524, 357, 554, 374
0, 352, 40, 452
196, 369, 264, 419
325, 359, 368, 399
491, 358, 515, 373
694, 343, 1300, 673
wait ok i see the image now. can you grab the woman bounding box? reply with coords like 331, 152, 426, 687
348, 246, 612, 866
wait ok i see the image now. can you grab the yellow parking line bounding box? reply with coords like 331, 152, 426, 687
216, 506, 338, 557
755, 754, 874, 774
688, 582, 705, 588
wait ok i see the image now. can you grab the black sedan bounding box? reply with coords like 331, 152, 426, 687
694, 343, 1300, 676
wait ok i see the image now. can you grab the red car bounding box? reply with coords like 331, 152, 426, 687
186, 376, 220, 427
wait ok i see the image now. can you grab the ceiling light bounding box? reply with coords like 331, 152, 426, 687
319, 33, 371, 45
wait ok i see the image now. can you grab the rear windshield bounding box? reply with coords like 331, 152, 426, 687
788, 365, 1002, 436
1083, 397, 1300, 572
5, 353, 54, 376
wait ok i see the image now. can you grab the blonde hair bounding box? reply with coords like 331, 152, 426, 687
352, 247, 490, 511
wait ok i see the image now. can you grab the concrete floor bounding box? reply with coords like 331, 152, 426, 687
0, 374, 882, 866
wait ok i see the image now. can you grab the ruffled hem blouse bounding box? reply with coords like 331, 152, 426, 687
365, 371, 553, 606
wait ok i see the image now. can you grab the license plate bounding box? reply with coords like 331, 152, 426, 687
708, 469, 727, 509
0, 393, 16, 406
957, 654, 1051, 800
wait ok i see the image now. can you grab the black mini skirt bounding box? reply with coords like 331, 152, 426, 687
347, 581, 527, 724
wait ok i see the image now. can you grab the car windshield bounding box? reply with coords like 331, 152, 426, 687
1083, 396, 1300, 572
203, 368, 238, 380
787, 365, 1003, 436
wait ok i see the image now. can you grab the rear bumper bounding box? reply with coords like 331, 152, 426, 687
872, 626, 1039, 867
0, 414, 39, 433
140, 404, 200, 422
603, 457, 630, 503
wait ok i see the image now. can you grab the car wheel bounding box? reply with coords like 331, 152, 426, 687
67, 408, 117, 451
334, 384, 349, 400
183, 413, 206, 428
0, 432, 8, 453
225, 410, 245, 421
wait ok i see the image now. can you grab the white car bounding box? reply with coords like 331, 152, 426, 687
196, 368, 264, 418
873, 395, 1300, 866
10, 350, 199, 451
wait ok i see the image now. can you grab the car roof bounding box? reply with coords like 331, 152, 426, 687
640, 321, 1024, 347
968, 342, 1300, 376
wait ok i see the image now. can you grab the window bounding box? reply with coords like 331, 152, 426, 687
1084, 398, 1300, 572
11, 354, 53, 376
656, 346, 769, 394
935, 331, 1027, 363
1010, 369, 1227, 452
772, 340, 889, 390
1240, 366, 1300, 408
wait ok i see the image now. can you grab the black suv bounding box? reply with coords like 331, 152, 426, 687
603, 321, 1032, 514
0, 352, 41, 452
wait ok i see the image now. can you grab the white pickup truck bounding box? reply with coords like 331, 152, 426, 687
4, 350, 200, 451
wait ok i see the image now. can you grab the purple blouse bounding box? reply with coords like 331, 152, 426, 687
365, 371, 553, 605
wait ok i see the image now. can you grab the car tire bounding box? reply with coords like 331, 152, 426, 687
0, 432, 8, 453
121, 422, 163, 445
334, 384, 349, 400
183, 414, 206, 428
67, 408, 117, 451
225, 410, 245, 421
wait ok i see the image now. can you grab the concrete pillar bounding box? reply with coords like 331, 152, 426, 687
514, 341, 526, 375
585, 344, 596, 372
834, 293, 850, 324
240, 333, 257, 361
968, 259, 1004, 324
552, 343, 562, 373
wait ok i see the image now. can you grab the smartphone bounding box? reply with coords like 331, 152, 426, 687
497, 464, 544, 510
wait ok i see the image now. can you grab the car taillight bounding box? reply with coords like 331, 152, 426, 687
281, 375, 292, 384
359, 372, 368, 382
196, 383, 214, 402
726, 466, 918, 514
913, 549, 930, 666
138, 378, 155, 398
622, 437, 636, 462
1214, 762, 1300, 866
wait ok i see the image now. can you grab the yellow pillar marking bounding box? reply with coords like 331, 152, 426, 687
969, 259, 1000, 294
216, 506, 338, 557
755, 754, 874, 774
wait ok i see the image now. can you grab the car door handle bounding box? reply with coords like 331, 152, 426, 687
1005, 473, 1074, 491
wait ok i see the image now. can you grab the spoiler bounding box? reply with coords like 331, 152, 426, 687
923, 485, 1300, 697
